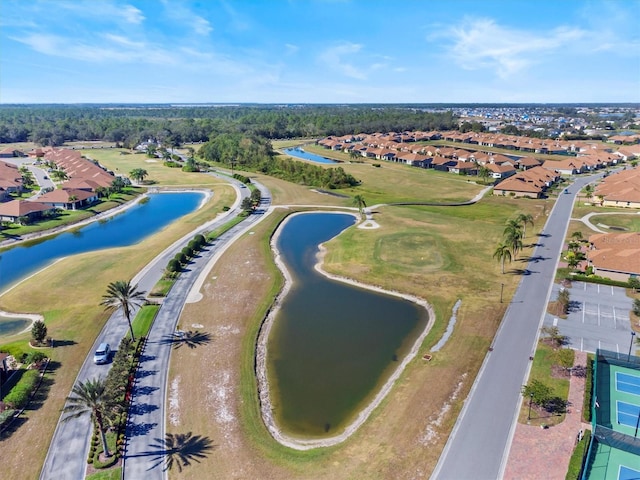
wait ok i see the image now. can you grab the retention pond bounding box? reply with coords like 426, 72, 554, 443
266, 212, 430, 439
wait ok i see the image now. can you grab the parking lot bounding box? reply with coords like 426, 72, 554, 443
543, 281, 636, 354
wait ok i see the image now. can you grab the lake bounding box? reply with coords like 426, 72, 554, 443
0, 192, 203, 336
283, 147, 337, 164
266, 212, 429, 438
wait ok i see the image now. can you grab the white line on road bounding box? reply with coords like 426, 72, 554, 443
581, 338, 584, 351
597, 284, 600, 294
598, 303, 601, 326
553, 317, 558, 327
613, 306, 617, 328
583, 302, 586, 323
617, 344, 619, 353
611, 286, 614, 296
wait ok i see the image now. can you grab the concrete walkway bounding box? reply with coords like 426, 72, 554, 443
504, 351, 590, 480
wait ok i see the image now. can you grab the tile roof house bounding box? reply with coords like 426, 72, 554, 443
593, 166, 640, 208
0, 199, 56, 223
493, 166, 559, 198
37, 188, 98, 210
587, 232, 640, 281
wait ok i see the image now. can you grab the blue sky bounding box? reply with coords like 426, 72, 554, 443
1, 0, 639, 104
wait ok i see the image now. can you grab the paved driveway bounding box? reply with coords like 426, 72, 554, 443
543, 281, 635, 355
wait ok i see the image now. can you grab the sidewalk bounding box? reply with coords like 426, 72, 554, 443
504, 350, 589, 480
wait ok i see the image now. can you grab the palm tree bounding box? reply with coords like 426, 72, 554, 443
584, 184, 594, 199
515, 213, 534, 238
493, 243, 512, 274
63, 377, 113, 458
101, 280, 146, 341
352, 194, 367, 219
129, 168, 148, 184
503, 220, 524, 258
478, 165, 491, 185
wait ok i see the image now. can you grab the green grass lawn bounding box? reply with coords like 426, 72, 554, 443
130, 304, 160, 339
86, 467, 122, 480
520, 341, 573, 426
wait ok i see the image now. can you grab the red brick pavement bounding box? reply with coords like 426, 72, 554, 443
504, 351, 590, 480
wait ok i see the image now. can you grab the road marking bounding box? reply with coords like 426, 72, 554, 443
553, 317, 558, 327
597, 284, 600, 294
581, 338, 584, 351
582, 303, 586, 323
616, 344, 619, 353
613, 306, 617, 328
611, 286, 614, 296
584, 282, 587, 291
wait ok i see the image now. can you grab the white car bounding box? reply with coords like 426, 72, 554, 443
93, 343, 111, 364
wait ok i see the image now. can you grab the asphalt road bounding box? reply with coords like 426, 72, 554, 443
39, 176, 265, 480
432, 174, 604, 480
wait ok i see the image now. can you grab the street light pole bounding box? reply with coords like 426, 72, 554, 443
500, 283, 504, 303
629, 331, 637, 361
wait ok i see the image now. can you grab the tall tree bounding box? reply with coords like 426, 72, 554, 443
352, 194, 367, 219
493, 243, 512, 274
515, 213, 534, 238
503, 220, 524, 258
63, 377, 113, 458
101, 280, 146, 341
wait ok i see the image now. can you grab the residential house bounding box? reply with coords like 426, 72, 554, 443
593, 167, 640, 208
37, 188, 98, 210
0, 199, 56, 223
587, 233, 640, 282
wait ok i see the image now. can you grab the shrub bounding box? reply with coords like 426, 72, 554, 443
174, 252, 187, 265
0, 409, 16, 427
565, 429, 591, 480
181, 246, 193, 258
3, 369, 40, 409
24, 351, 47, 365
193, 234, 206, 248
166, 259, 181, 273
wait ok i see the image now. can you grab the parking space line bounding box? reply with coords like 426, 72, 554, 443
613, 306, 617, 328
582, 303, 586, 323
611, 286, 614, 296
581, 338, 584, 351
597, 284, 600, 294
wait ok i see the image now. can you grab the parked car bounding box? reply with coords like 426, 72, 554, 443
93, 343, 111, 364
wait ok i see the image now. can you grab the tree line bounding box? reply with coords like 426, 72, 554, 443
0, 104, 459, 146
198, 133, 359, 189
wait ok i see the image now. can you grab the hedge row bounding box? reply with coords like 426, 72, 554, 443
565, 429, 591, 480
570, 274, 633, 289
3, 369, 40, 409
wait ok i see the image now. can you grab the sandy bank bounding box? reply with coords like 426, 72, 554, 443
255, 211, 436, 450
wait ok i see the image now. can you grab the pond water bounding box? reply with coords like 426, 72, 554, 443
0, 192, 203, 293
0, 317, 31, 336
283, 147, 337, 164
267, 212, 429, 438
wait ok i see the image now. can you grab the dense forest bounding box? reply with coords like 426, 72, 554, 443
0, 104, 458, 147
198, 133, 359, 189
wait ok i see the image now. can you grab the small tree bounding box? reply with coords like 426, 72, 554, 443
629, 277, 640, 293
557, 288, 571, 315
522, 379, 552, 407
31, 320, 48, 345
633, 298, 640, 317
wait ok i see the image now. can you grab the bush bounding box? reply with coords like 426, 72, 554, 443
181, 246, 193, 258
0, 409, 16, 427
166, 258, 181, 273
24, 351, 47, 365
174, 252, 187, 265
193, 234, 206, 248
565, 429, 591, 480
3, 369, 40, 409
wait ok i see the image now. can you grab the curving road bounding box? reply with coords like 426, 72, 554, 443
431, 173, 605, 480
39, 175, 268, 480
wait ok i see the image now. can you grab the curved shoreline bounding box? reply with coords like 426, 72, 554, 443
0, 188, 212, 338
255, 210, 436, 450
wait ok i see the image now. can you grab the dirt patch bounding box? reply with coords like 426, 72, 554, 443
550, 365, 570, 379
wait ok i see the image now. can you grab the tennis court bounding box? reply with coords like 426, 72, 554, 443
619, 465, 640, 480
616, 401, 640, 428
616, 372, 640, 397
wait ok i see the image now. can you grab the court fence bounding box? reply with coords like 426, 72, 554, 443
581, 349, 640, 479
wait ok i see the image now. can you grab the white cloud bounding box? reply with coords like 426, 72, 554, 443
442, 17, 585, 78
318, 42, 367, 80
285, 43, 300, 55
53, 1, 145, 24
160, 0, 212, 36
